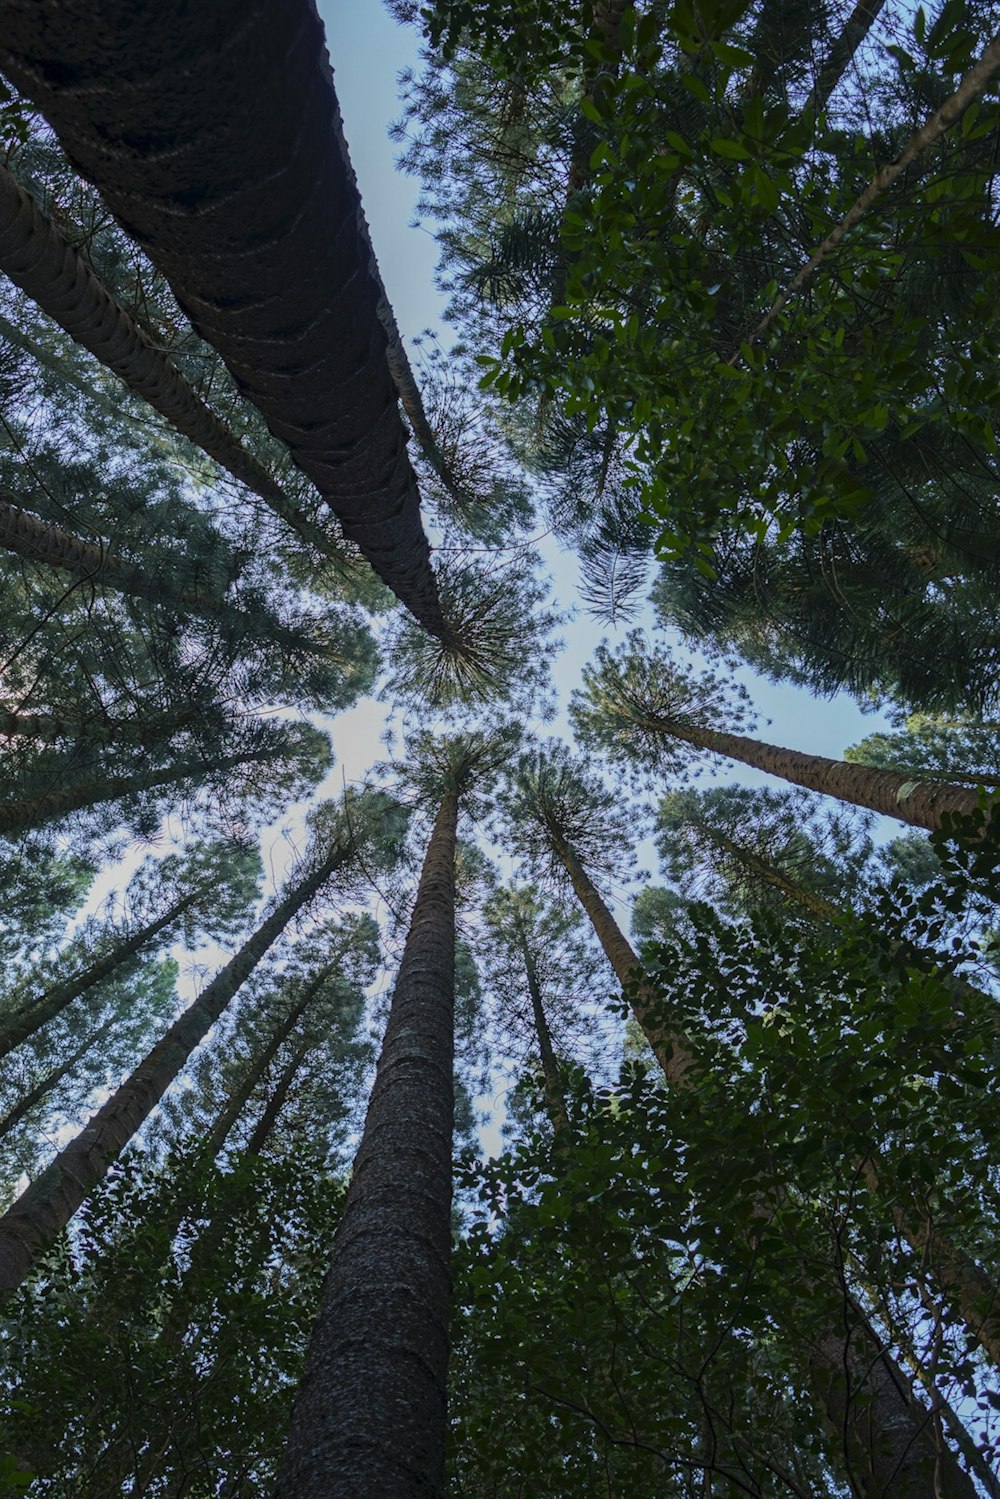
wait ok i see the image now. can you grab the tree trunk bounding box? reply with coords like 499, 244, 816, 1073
276, 790, 459, 1499
802, 0, 887, 122
0, 886, 201, 1061
199, 967, 335, 1162
0, 836, 353, 1297
556, 838, 697, 1085
0, 498, 331, 658
0, 744, 274, 839
0, 160, 329, 542
0, 0, 451, 639
244, 1032, 311, 1157
657, 717, 986, 832
514, 916, 568, 1133
0, 1019, 112, 1140
553, 838, 975, 1496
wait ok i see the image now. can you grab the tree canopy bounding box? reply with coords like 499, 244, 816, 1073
0, 2, 997, 1495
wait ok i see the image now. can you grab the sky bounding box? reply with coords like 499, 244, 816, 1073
319, 0, 896, 829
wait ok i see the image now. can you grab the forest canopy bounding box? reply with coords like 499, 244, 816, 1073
0, 0, 997, 1495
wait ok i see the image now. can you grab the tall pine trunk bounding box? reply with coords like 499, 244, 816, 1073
276, 790, 459, 1499
551, 836, 976, 1496
514, 915, 568, 1132
0, 0, 450, 638
0, 160, 323, 541
0, 1019, 112, 1141
656, 717, 985, 831
0, 885, 201, 1060
0, 499, 330, 657
244, 1033, 312, 1157
0, 744, 274, 839
0, 837, 352, 1297
198, 966, 335, 1162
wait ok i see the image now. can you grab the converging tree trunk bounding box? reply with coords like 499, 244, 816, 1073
513, 914, 568, 1133
0, 744, 275, 839
0, 0, 451, 637
543, 824, 975, 1495
244, 1033, 312, 1158
276, 789, 460, 1499
0, 499, 333, 658
0, 159, 339, 553
0, 833, 355, 1297
0, 1018, 112, 1141
0, 886, 202, 1061
656, 718, 986, 832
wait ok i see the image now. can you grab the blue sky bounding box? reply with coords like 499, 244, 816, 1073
319, 0, 894, 813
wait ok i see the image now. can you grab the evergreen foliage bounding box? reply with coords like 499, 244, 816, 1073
0, 2, 997, 1495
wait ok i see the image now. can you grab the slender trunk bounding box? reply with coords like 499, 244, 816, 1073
0, 499, 330, 658
802, 0, 887, 122
0, 744, 272, 839
199, 967, 335, 1162
0, 702, 205, 749
0, 1019, 112, 1140
244, 1032, 311, 1157
276, 790, 460, 1499
0, 0, 450, 639
0, 837, 352, 1297
656, 716, 985, 832
0, 886, 201, 1061
556, 838, 697, 1086
0, 160, 342, 554
553, 837, 974, 1496
513, 916, 568, 1132
700, 822, 844, 923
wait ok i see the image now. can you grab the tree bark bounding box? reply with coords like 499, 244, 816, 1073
657, 716, 986, 832
0, 159, 332, 544
801, 0, 887, 122
0, 0, 451, 639
0, 498, 331, 658
244, 1032, 311, 1157
552, 836, 975, 1495
199, 967, 334, 1162
0, 1019, 112, 1140
276, 790, 459, 1499
0, 744, 274, 839
514, 915, 568, 1132
0, 836, 352, 1297
556, 838, 697, 1085
0, 886, 201, 1061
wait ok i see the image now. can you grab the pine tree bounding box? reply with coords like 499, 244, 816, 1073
571, 636, 993, 833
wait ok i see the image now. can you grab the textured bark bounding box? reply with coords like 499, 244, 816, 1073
0, 499, 330, 657
199, 968, 334, 1162
514, 916, 568, 1132
0, 886, 201, 1061
0, 837, 352, 1297
658, 717, 985, 832
556, 839, 697, 1086
276, 791, 459, 1499
244, 1032, 311, 1157
0, 0, 449, 638
809, 1305, 976, 1498
0, 1020, 112, 1140
553, 838, 971, 1494
801, 0, 887, 121
0, 159, 323, 539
